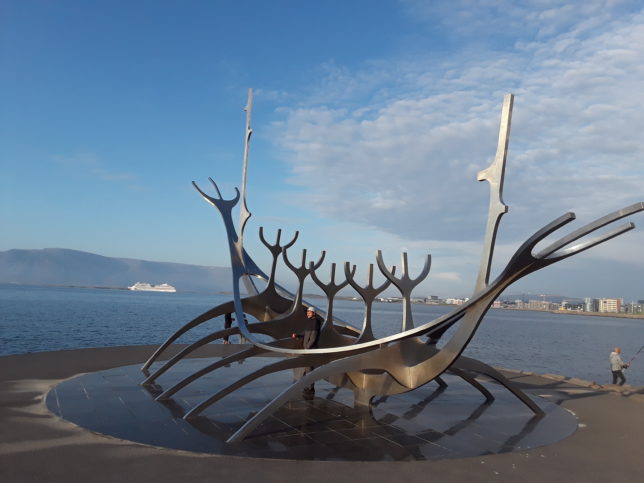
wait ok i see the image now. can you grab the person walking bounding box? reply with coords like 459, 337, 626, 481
609, 347, 629, 385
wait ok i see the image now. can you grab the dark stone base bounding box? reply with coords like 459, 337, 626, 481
47, 353, 576, 461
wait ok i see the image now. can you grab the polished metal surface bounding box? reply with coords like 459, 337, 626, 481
344, 263, 394, 342
141, 92, 643, 443
475, 93, 513, 293
376, 251, 431, 332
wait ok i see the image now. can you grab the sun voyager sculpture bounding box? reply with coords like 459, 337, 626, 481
141, 91, 643, 443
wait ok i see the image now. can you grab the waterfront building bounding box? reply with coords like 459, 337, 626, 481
598, 298, 621, 313
560, 300, 582, 311
445, 298, 466, 305
526, 300, 560, 311
624, 302, 643, 314
584, 297, 599, 312
425, 295, 442, 304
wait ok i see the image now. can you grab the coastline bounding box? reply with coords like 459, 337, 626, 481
4, 284, 642, 319
499, 306, 644, 319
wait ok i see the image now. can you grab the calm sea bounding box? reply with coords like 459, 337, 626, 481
1, 284, 643, 386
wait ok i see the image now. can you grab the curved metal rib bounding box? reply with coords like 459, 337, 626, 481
141, 300, 234, 372
224, 347, 397, 442
183, 351, 354, 420
537, 203, 644, 262
224, 312, 508, 443
448, 368, 494, 402
452, 357, 541, 415
156, 345, 266, 400
143, 313, 318, 385
149, 311, 359, 392
142, 327, 240, 385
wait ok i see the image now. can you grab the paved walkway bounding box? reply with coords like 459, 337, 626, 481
1, 346, 643, 482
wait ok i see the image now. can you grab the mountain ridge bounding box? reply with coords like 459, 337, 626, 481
0, 248, 232, 293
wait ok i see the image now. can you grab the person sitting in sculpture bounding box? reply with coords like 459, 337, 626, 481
609, 347, 629, 385
291, 306, 321, 399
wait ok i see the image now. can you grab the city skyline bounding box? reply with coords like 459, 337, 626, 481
2, 1, 644, 300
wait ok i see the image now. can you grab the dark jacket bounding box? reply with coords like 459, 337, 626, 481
300, 315, 321, 349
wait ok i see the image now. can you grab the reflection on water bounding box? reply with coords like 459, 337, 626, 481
2, 284, 643, 385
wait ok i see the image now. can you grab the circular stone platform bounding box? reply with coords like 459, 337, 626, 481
46, 354, 576, 461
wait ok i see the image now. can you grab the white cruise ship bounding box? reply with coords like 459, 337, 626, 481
128, 282, 176, 293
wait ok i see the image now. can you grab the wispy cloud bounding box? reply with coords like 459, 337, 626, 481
434, 271, 462, 281
274, 3, 644, 239
401, 0, 637, 44
52, 153, 135, 184
269, 2, 644, 296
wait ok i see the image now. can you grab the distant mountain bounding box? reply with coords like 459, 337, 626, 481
0, 248, 232, 293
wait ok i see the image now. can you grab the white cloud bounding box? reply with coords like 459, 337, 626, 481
273, 4, 644, 242
52, 153, 134, 183
434, 271, 462, 281
265, 2, 644, 298
401, 0, 637, 44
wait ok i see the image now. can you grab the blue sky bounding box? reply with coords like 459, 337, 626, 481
2, 0, 643, 300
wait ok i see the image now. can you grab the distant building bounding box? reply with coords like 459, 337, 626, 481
598, 298, 621, 313
377, 297, 402, 303
624, 302, 644, 314
445, 298, 466, 305
584, 297, 599, 312
561, 300, 583, 311
526, 300, 560, 311
425, 295, 442, 304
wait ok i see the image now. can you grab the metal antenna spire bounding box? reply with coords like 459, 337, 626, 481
474, 93, 514, 293
239, 88, 253, 244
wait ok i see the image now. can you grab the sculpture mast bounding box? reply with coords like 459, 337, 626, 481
238, 88, 260, 295
474, 93, 514, 293
239, 88, 253, 244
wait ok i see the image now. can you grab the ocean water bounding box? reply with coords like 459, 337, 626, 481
1, 284, 643, 386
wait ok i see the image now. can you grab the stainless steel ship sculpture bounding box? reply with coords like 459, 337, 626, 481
142, 91, 643, 443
